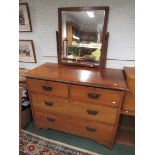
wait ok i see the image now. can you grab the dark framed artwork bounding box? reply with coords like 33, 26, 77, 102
19, 40, 36, 63
19, 3, 32, 32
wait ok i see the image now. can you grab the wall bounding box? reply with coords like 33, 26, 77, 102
19, 0, 135, 69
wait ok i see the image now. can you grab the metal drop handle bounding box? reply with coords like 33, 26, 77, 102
87, 110, 98, 115
86, 127, 96, 132
44, 101, 54, 106
88, 93, 100, 99
46, 117, 55, 122
42, 85, 52, 91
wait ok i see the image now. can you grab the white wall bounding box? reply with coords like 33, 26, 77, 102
19, 0, 135, 69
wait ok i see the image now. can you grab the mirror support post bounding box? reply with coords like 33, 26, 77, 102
99, 7, 109, 70
56, 31, 61, 64
99, 32, 109, 76
103, 32, 109, 67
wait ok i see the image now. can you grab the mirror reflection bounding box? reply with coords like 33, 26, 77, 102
61, 10, 105, 66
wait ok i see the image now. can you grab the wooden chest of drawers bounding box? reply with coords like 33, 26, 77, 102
25, 63, 128, 148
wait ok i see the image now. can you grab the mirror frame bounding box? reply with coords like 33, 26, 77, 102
57, 6, 109, 69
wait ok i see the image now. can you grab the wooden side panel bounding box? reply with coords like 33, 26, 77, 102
122, 67, 135, 115
122, 92, 135, 112
123, 67, 135, 94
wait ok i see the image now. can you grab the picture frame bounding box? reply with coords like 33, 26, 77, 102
19, 40, 36, 63
19, 3, 32, 32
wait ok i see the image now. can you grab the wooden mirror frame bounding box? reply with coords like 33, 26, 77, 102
56, 6, 109, 69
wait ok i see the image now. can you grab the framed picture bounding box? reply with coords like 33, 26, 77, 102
19, 3, 32, 32
19, 40, 36, 63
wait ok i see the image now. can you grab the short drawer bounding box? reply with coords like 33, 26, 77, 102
26, 78, 68, 98
70, 85, 123, 107
31, 94, 118, 124
35, 113, 114, 147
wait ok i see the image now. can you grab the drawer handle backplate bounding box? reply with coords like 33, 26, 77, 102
44, 101, 54, 107
88, 93, 100, 99
46, 117, 55, 122
86, 127, 96, 132
42, 85, 52, 91
87, 110, 98, 115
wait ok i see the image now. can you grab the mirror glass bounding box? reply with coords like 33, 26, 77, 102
61, 10, 105, 67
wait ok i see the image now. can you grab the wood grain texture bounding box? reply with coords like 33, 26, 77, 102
122, 67, 135, 115
122, 92, 135, 115
25, 63, 128, 148
31, 93, 118, 125
26, 78, 69, 98
70, 84, 123, 107
123, 67, 135, 94
24, 63, 128, 91
35, 112, 114, 148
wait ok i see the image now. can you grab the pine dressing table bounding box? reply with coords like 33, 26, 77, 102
24, 6, 131, 148
24, 63, 128, 148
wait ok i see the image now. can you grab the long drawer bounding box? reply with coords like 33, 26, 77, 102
26, 78, 68, 98
31, 93, 118, 124
70, 84, 123, 107
35, 112, 114, 146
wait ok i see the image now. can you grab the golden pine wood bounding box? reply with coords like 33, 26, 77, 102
26, 78, 68, 98
24, 63, 128, 91
123, 67, 135, 94
31, 93, 118, 125
122, 67, 135, 115
35, 112, 115, 148
122, 92, 135, 115
70, 84, 123, 107
24, 63, 128, 148
118, 67, 135, 146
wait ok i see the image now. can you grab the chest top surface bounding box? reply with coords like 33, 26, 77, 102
24, 63, 128, 91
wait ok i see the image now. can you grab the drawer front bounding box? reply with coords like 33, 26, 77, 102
31, 94, 118, 124
70, 85, 123, 107
69, 117, 114, 145
35, 112, 70, 129
26, 78, 68, 98
35, 112, 114, 146
69, 100, 118, 125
